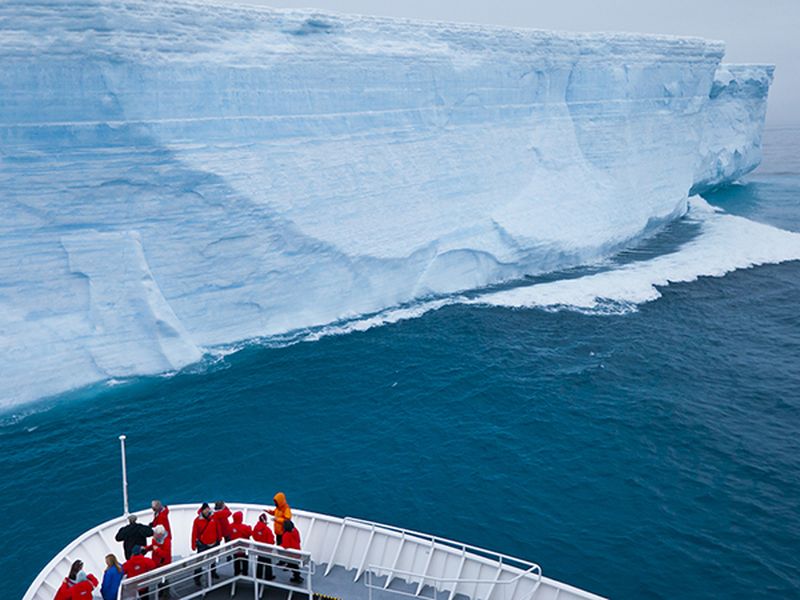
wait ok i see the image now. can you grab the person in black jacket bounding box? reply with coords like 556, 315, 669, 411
115, 514, 153, 559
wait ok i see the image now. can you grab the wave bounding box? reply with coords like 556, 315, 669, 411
471, 197, 800, 312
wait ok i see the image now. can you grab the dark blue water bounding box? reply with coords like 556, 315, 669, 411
2, 128, 799, 600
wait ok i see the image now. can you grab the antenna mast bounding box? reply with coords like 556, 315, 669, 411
119, 434, 129, 516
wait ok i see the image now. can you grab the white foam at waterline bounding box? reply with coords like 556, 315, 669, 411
204, 301, 456, 356
297, 299, 457, 342
470, 197, 800, 312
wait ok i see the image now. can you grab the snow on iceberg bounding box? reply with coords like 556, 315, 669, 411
0, 0, 776, 405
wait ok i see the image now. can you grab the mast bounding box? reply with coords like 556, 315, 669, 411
119, 434, 129, 516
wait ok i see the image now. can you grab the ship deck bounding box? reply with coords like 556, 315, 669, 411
162, 562, 458, 600
24, 503, 606, 600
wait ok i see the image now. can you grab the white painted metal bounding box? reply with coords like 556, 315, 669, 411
23, 504, 607, 600
415, 538, 437, 596
324, 521, 347, 576
447, 549, 468, 600
383, 531, 407, 589
119, 435, 129, 516
483, 560, 505, 600
366, 562, 542, 600
355, 524, 377, 582
117, 539, 314, 600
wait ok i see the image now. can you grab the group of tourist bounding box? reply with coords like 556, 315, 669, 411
53, 493, 303, 600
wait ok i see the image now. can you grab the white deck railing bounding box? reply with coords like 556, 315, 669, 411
117, 539, 314, 600
366, 562, 543, 600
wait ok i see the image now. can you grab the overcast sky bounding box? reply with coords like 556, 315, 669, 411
245, 0, 798, 125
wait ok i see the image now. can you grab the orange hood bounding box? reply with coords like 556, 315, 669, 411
273, 492, 288, 508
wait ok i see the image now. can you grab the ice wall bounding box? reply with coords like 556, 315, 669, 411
693, 64, 775, 193
0, 0, 773, 405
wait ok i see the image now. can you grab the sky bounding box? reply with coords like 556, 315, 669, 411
244, 0, 798, 125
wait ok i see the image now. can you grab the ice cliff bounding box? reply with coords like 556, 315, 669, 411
0, 0, 774, 405
693, 64, 775, 193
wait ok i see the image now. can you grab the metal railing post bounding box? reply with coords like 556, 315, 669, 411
307, 558, 314, 600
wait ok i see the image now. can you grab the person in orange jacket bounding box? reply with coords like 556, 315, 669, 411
252, 513, 276, 581
266, 492, 292, 544
54, 560, 85, 600
228, 511, 252, 576
281, 520, 303, 584
191, 503, 221, 585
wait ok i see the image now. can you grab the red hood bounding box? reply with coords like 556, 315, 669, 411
232, 511, 244, 524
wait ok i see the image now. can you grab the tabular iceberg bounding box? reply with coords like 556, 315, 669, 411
0, 0, 775, 406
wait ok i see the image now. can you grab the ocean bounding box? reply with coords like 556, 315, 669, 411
1, 127, 798, 600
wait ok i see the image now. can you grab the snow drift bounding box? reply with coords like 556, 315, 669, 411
0, 0, 776, 405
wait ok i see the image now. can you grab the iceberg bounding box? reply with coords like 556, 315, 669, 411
0, 0, 775, 406
693, 64, 775, 193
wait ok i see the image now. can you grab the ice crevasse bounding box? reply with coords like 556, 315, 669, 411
0, 0, 776, 405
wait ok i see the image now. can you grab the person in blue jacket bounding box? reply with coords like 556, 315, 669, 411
101, 553, 124, 600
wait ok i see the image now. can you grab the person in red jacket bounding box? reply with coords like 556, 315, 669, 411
213, 500, 232, 541
123, 546, 157, 577
191, 503, 221, 585
123, 546, 157, 599
252, 513, 276, 581
68, 572, 100, 600
149, 499, 172, 535
54, 560, 83, 600
146, 525, 172, 599
147, 525, 172, 567
281, 520, 303, 584
228, 511, 252, 576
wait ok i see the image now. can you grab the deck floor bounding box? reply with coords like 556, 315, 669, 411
152, 560, 460, 600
